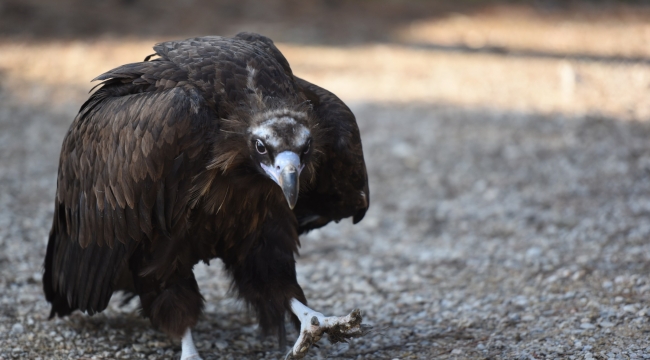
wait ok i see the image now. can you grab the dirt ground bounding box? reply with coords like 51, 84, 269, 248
1, 1, 650, 359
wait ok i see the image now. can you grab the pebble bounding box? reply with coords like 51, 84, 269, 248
522, 314, 536, 322
10, 323, 24, 335
214, 340, 228, 351
623, 305, 637, 313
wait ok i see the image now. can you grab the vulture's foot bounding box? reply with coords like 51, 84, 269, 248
285, 299, 370, 359
180, 355, 202, 360
180, 328, 203, 360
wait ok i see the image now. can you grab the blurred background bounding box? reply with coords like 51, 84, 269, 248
2, 0, 650, 359
2, 0, 650, 117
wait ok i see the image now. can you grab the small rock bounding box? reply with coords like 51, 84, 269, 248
214, 340, 228, 351
147, 341, 168, 348
526, 247, 542, 259
599, 321, 615, 328
233, 340, 248, 350
580, 323, 596, 330
623, 304, 637, 313
522, 314, 535, 322
391, 142, 414, 158
10, 323, 24, 335
508, 313, 521, 323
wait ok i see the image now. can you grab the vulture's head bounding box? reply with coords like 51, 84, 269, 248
248, 112, 313, 209
209, 106, 317, 210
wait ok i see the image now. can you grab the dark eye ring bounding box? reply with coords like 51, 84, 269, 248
304, 139, 311, 154
255, 139, 267, 154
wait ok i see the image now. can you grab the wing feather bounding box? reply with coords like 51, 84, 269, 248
46, 61, 216, 315
293, 77, 370, 233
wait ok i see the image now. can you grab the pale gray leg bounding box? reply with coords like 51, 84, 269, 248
180, 328, 202, 360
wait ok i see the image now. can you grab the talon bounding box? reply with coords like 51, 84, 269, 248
284, 349, 294, 360
289, 299, 369, 358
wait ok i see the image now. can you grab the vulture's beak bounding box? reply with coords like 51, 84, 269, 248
261, 151, 303, 209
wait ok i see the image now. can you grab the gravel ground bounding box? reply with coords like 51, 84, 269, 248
2, 88, 650, 359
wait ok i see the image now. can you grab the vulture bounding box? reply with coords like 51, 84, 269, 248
42, 33, 369, 359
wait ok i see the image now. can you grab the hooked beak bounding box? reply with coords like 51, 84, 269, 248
261, 151, 303, 209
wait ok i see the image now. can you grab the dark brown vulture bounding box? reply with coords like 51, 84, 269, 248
42, 33, 369, 359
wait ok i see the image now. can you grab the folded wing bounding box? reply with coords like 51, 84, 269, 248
44, 60, 216, 316
293, 77, 369, 233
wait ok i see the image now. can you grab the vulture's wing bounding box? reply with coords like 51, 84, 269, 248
293, 77, 370, 233
44, 60, 216, 316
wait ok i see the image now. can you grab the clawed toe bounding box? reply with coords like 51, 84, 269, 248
288, 301, 369, 358
180, 355, 203, 360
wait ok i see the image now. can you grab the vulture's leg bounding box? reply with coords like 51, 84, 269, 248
285, 299, 369, 359
228, 233, 307, 348
180, 328, 202, 360
131, 252, 204, 356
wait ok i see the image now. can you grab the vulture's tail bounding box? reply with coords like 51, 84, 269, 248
43, 225, 76, 319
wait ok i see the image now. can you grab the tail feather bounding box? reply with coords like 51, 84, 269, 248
43, 203, 131, 318
43, 223, 78, 318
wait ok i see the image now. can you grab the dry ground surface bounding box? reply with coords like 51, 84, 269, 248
2, 1, 650, 359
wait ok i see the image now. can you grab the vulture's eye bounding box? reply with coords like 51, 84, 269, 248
303, 139, 311, 155
255, 139, 267, 154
